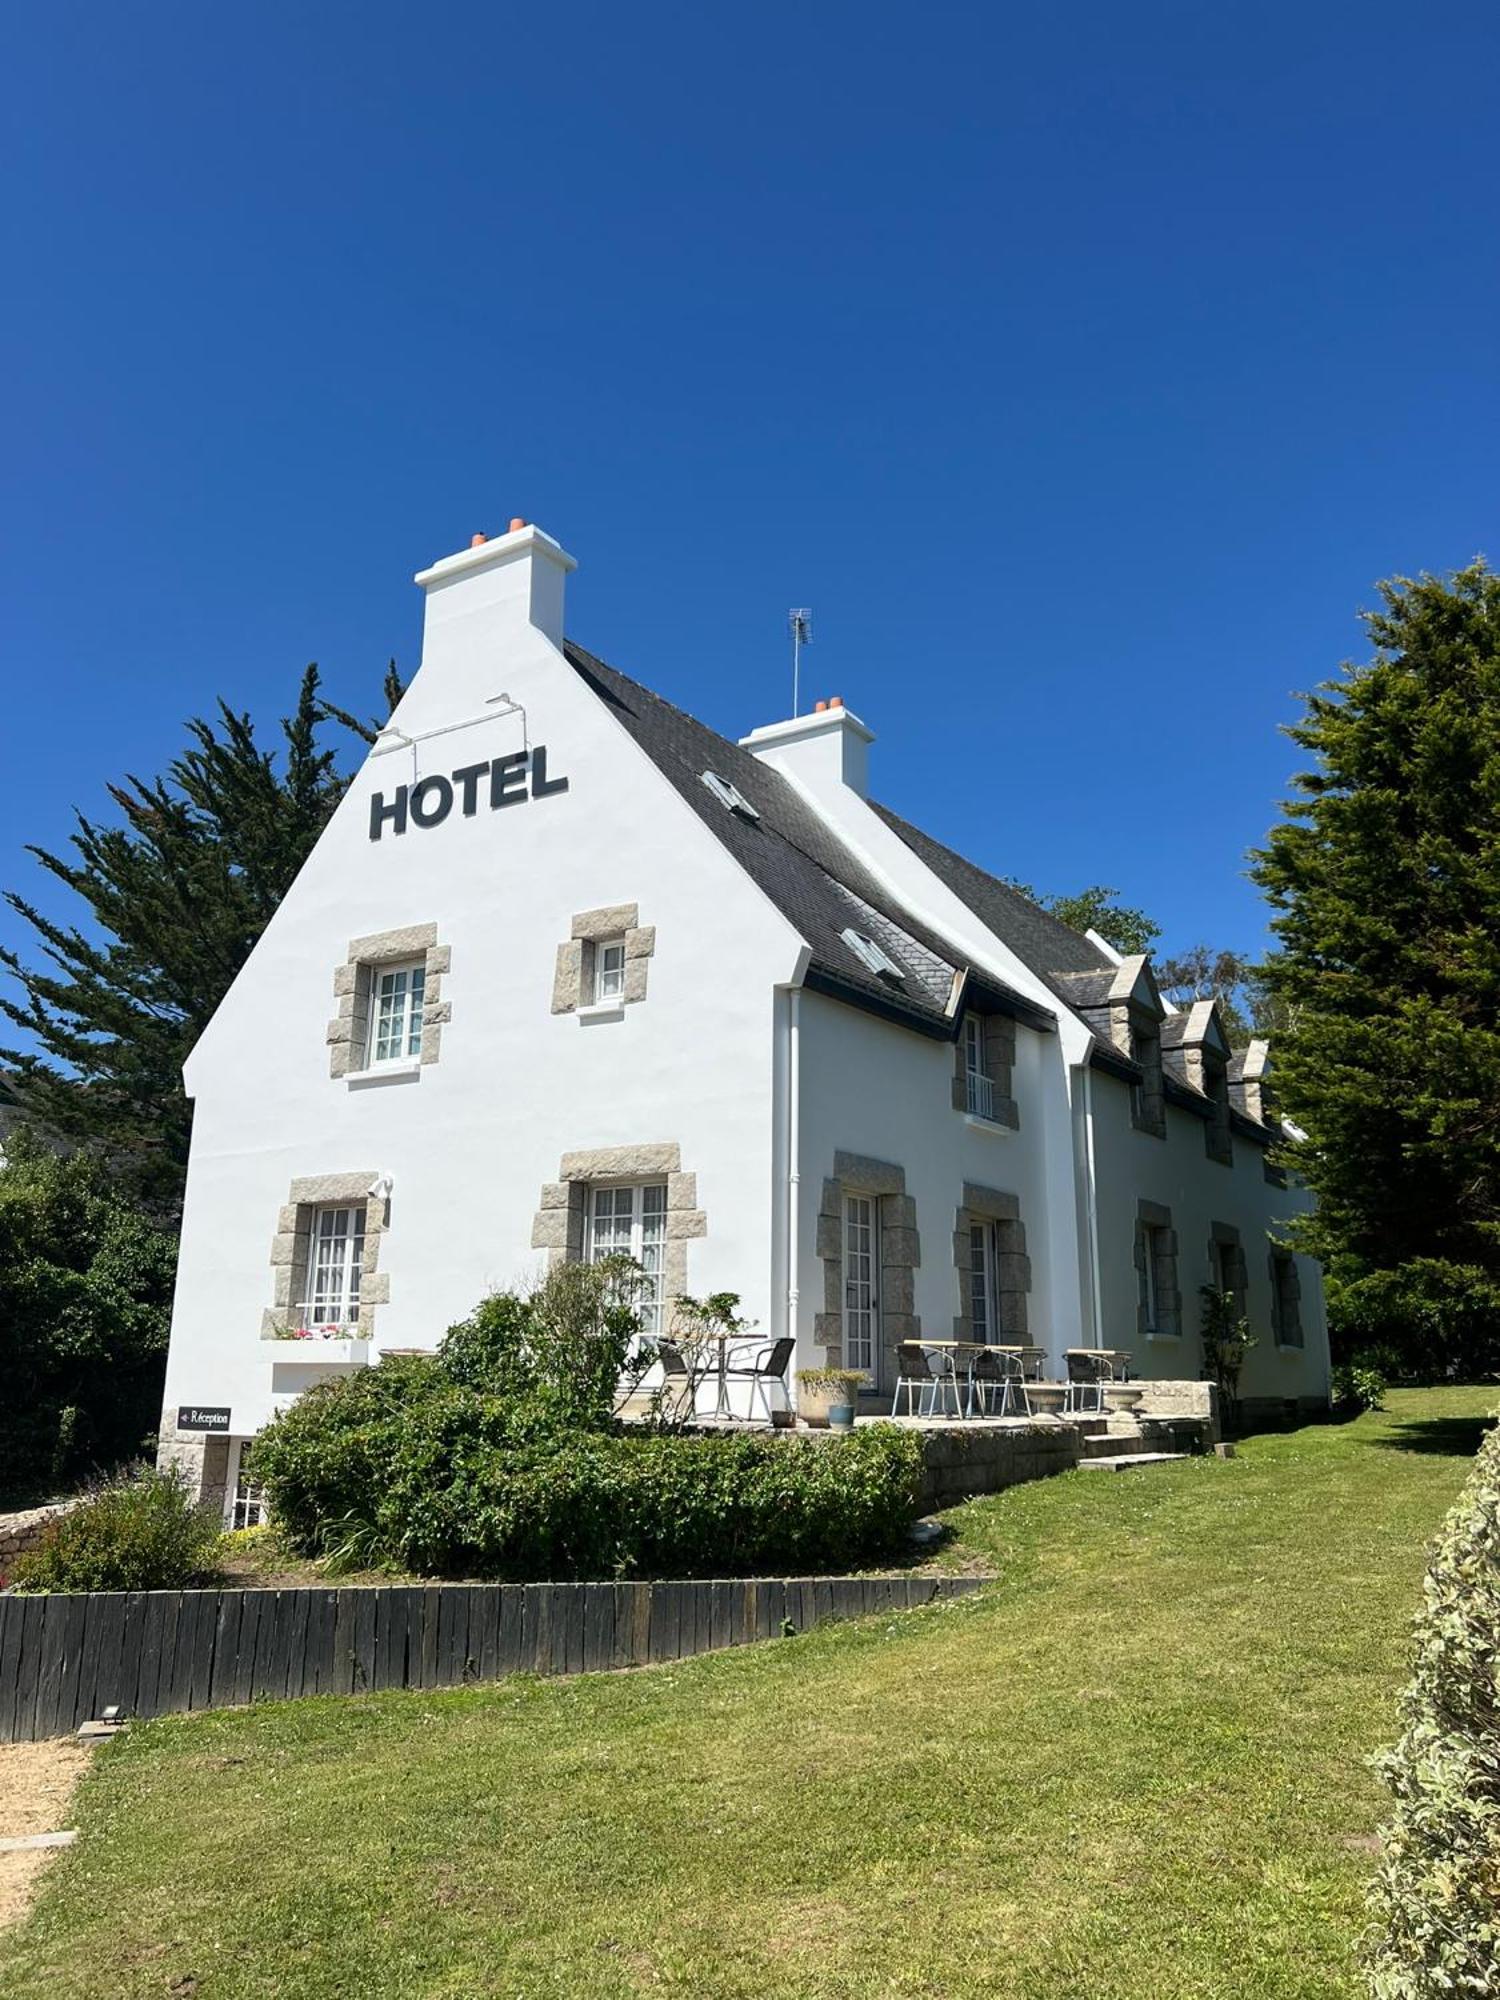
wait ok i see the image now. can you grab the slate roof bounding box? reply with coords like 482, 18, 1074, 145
564, 643, 1051, 1037
869, 804, 1117, 1006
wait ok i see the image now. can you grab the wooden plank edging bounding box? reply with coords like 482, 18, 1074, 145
0, 1573, 989, 1743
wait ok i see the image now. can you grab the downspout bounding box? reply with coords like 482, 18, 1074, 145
786, 989, 801, 1356
1081, 1063, 1104, 1351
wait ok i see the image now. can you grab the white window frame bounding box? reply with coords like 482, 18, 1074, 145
226, 1440, 267, 1531
586, 1181, 669, 1334
963, 1015, 994, 1118
299, 1203, 366, 1331
969, 1220, 997, 1344
842, 1192, 880, 1382
367, 959, 426, 1065
594, 937, 627, 1004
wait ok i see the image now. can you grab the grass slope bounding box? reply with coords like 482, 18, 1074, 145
2, 1388, 1492, 2000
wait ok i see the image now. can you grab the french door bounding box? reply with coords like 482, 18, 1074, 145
588, 1183, 668, 1333
969, 1221, 998, 1344
843, 1193, 879, 1382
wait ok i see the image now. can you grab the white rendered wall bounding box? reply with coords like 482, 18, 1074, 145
162, 541, 804, 1442
791, 990, 1068, 1381
1086, 1072, 1330, 1402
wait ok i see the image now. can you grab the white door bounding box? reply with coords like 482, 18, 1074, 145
843, 1193, 879, 1384
587, 1183, 669, 1333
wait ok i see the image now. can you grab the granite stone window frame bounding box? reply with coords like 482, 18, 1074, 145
813, 1151, 920, 1385
1269, 1246, 1304, 1348
1134, 1199, 1183, 1341
952, 1183, 1030, 1339
1206, 1221, 1249, 1315
952, 1012, 1019, 1128
552, 904, 657, 1015
263, 1171, 391, 1338
327, 923, 452, 1079
530, 1142, 706, 1302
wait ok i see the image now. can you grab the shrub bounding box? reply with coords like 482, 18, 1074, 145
381, 1424, 926, 1581
1331, 1356, 1388, 1414
1363, 1412, 1500, 1996
10, 1467, 223, 1592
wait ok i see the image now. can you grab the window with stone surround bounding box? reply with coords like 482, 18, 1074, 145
951, 1012, 1018, 1128
1269, 1247, 1303, 1348
327, 924, 451, 1080
1127, 1014, 1165, 1137
1207, 1222, 1248, 1315
552, 904, 657, 1016
953, 1183, 1030, 1342
814, 1152, 919, 1390
531, 1144, 705, 1313
1134, 1200, 1182, 1340
265, 1172, 390, 1337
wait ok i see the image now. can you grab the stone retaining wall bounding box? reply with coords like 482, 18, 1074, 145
917, 1422, 1081, 1506
0, 1501, 80, 1572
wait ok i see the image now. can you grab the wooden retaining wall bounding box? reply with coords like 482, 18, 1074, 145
0, 1574, 985, 1744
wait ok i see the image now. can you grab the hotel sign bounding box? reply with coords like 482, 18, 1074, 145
370, 746, 568, 840
177, 1405, 231, 1434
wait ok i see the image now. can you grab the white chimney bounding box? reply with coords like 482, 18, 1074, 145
414, 519, 576, 651
740, 698, 874, 801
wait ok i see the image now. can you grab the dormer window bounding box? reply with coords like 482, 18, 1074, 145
841, 929, 905, 982
701, 771, 761, 821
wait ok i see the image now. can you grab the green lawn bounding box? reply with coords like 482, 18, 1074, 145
4, 1387, 1493, 2000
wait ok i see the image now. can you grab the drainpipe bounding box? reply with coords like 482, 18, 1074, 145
786, 990, 801, 1363
1080, 1063, 1104, 1351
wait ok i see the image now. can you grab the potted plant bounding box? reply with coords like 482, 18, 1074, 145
796, 1368, 863, 1430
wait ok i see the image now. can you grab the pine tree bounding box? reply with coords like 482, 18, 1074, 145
1252, 561, 1500, 1375
0, 665, 400, 1217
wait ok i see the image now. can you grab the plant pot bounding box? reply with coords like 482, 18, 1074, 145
1103, 1383, 1143, 1414
827, 1404, 856, 1431
770, 1407, 794, 1430
1026, 1382, 1067, 1416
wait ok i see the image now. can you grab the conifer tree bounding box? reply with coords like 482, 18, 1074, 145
1252, 562, 1500, 1375
0, 664, 401, 1217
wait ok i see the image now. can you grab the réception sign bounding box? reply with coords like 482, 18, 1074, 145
177, 1405, 231, 1434
370, 746, 568, 841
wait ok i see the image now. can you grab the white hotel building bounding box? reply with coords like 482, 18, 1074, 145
157, 521, 1329, 1518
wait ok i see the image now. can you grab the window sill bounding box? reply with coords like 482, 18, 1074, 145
345, 1059, 422, 1088
1275, 1340, 1306, 1354
961, 1111, 1013, 1136
577, 1000, 626, 1024
1143, 1330, 1182, 1342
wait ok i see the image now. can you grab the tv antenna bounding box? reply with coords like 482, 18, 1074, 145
789, 607, 812, 716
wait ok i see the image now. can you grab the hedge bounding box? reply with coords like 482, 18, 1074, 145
1363, 1411, 1500, 1996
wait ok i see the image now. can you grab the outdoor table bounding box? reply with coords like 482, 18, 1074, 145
917, 1340, 1030, 1417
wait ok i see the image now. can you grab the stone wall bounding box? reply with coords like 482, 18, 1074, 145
917, 1421, 1081, 1507
1135, 1378, 1221, 1439
0, 1499, 83, 1572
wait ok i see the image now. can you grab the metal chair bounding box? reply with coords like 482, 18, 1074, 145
1064, 1350, 1107, 1414
891, 1342, 965, 1418
655, 1338, 697, 1422
722, 1336, 795, 1424
968, 1347, 1029, 1418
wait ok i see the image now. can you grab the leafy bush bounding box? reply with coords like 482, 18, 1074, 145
10, 1467, 224, 1592
1331, 1356, 1388, 1413
1363, 1412, 1500, 1996
252, 1270, 927, 1581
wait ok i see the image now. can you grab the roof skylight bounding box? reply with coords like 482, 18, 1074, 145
841, 928, 906, 982
701, 770, 761, 821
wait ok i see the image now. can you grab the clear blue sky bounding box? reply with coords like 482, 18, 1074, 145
3, 2, 1497, 986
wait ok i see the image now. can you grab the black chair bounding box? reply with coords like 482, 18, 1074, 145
968, 1347, 1029, 1417
1064, 1350, 1106, 1414
723, 1336, 795, 1424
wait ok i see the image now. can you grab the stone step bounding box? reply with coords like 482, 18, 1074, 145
1079, 1451, 1190, 1473
1081, 1430, 1152, 1459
